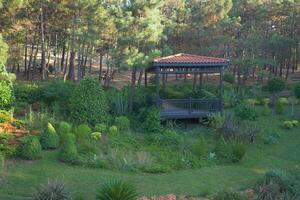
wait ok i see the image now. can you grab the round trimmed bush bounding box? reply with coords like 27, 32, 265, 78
96, 179, 138, 200
95, 123, 107, 133
69, 77, 108, 126
115, 116, 130, 131
109, 125, 118, 135
18, 135, 42, 160
40, 122, 59, 149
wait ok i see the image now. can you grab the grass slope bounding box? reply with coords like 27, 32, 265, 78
1, 108, 300, 199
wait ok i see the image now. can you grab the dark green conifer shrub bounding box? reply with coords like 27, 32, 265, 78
69, 77, 108, 126
58, 122, 78, 163
18, 135, 42, 160
75, 124, 94, 153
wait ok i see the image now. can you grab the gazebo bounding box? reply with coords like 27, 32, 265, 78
145, 53, 229, 119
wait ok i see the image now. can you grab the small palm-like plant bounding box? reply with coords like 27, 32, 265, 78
32, 179, 71, 200
96, 179, 137, 200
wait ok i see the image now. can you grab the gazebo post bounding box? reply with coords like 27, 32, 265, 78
156, 66, 160, 107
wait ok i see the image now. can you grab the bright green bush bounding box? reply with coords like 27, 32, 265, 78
95, 123, 107, 133
75, 124, 94, 153
275, 100, 284, 115
69, 77, 108, 126
231, 141, 246, 163
59, 122, 78, 163
194, 137, 207, 160
234, 104, 258, 121
59, 121, 72, 135
18, 135, 42, 160
0, 80, 14, 110
282, 120, 298, 129
40, 122, 59, 149
115, 116, 130, 131
91, 132, 102, 141
139, 107, 161, 133
32, 179, 71, 200
214, 191, 247, 200
109, 125, 118, 135
96, 179, 138, 200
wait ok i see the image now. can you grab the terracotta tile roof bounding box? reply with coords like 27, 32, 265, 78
154, 53, 229, 64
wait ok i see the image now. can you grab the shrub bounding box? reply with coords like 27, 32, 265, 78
283, 121, 294, 129
40, 122, 59, 149
95, 123, 107, 133
75, 124, 94, 153
231, 141, 246, 163
59, 122, 78, 163
0, 133, 16, 156
91, 132, 102, 141
96, 179, 138, 200
261, 104, 270, 116
234, 103, 258, 121
109, 125, 118, 135
207, 113, 225, 130
139, 107, 161, 133
275, 100, 284, 115
69, 77, 108, 126
294, 83, 300, 99
32, 179, 71, 200
115, 116, 130, 131
0, 79, 14, 110
223, 73, 235, 84
267, 77, 286, 94
214, 191, 247, 200
18, 135, 42, 160
214, 138, 232, 163
194, 137, 207, 160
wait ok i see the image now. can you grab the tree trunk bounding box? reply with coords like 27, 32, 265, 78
128, 67, 137, 112
68, 50, 75, 81
61, 43, 66, 72
98, 53, 103, 83
77, 46, 82, 82
40, 1, 46, 81
24, 33, 28, 76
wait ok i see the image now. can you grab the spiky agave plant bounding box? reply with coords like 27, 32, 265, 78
96, 179, 138, 200
32, 179, 71, 200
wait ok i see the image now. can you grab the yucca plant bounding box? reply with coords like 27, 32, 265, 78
96, 179, 137, 200
32, 179, 71, 200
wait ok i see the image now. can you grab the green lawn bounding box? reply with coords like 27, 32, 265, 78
1, 107, 300, 199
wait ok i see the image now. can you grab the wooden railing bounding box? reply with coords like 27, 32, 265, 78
158, 98, 221, 113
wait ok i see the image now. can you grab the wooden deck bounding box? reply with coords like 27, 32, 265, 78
159, 98, 221, 119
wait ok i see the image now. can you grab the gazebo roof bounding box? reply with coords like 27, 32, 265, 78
153, 53, 229, 66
